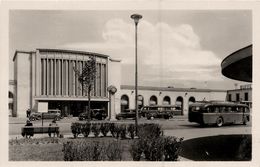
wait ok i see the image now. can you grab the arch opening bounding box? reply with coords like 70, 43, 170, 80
149, 95, 158, 106
176, 96, 184, 115
121, 95, 129, 112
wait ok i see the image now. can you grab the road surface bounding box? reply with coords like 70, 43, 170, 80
9, 116, 251, 140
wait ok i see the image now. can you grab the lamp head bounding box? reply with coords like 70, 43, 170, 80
131, 14, 142, 25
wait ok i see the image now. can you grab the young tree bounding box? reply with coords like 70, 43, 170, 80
74, 56, 96, 120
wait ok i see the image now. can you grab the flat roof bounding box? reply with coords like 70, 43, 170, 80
221, 45, 252, 82
121, 85, 227, 92
13, 48, 110, 61
37, 48, 109, 58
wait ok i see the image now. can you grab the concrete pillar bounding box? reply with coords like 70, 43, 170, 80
183, 96, 189, 115
107, 85, 117, 120
50, 59, 53, 95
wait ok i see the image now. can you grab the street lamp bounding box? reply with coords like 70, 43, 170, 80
131, 14, 142, 136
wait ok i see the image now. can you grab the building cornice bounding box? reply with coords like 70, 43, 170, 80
13, 50, 36, 62
120, 85, 227, 92
37, 48, 110, 59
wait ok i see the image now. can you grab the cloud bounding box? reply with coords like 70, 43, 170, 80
61, 18, 223, 86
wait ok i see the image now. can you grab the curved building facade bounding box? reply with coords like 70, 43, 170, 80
221, 45, 252, 82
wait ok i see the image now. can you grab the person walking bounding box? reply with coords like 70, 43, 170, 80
26, 108, 31, 118
49, 120, 58, 137
25, 120, 33, 138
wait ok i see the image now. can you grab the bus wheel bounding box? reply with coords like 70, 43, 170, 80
216, 117, 223, 127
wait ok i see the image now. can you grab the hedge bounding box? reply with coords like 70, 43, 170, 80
69, 122, 183, 161
130, 136, 183, 161
71, 122, 163, 139
63, 140, 123, 161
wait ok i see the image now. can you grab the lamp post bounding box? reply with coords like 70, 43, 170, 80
131, 14, 142, 136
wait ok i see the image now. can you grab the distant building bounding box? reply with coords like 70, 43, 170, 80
120, 85, 227, 115
226, 84, 252, 108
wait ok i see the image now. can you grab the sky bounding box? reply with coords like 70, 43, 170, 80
9, 10, 252, 90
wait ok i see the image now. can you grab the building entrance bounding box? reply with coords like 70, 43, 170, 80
48, 101, 108, 117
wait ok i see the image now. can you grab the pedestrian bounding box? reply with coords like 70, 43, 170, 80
49, 120, 58, 137
49, 120, 58, 127
25, 120, 33, 126
26, 108, 31, 118
25, 120, 33, 138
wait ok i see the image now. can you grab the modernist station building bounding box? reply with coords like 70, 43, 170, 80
11, 48, 228, 118
12, 49, 121, 118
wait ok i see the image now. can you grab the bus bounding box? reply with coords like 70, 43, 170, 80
188, 101, 250, 127
141, 105, 182, 119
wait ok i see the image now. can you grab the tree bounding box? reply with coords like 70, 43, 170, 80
74, 56, 96, 120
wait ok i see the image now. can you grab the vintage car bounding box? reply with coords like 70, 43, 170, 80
141, 105, 182, 120
29, 109, 63, 121
78, 109, 107, 120
115, 109, 141, 120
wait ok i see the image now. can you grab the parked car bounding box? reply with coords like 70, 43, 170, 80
141, 105, 181, 120
78, 109, 107, 120
29, 109, 63, 121
115, 109, 141, 120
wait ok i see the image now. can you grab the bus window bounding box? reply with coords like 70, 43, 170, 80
220, 107, 226, 113
238, 107, 243, 113
231, 107, 238, 112
206, 107, 213, 113
215, 107, 220, 113
227, 107, 232, 112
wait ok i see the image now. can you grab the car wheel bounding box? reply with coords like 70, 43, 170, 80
216, 117, 223, 127
29, 117, 35, 121
150, 116, 154, 120
55, 117, 60, 121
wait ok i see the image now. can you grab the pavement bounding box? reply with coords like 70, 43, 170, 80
9, 115, 251, 161
8, 115, 190, 140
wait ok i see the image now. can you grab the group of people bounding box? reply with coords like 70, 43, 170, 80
25, 120, 58, 126
25, 108, 58, 126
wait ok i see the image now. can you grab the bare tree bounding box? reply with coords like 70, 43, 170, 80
74, 56, 96, 120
